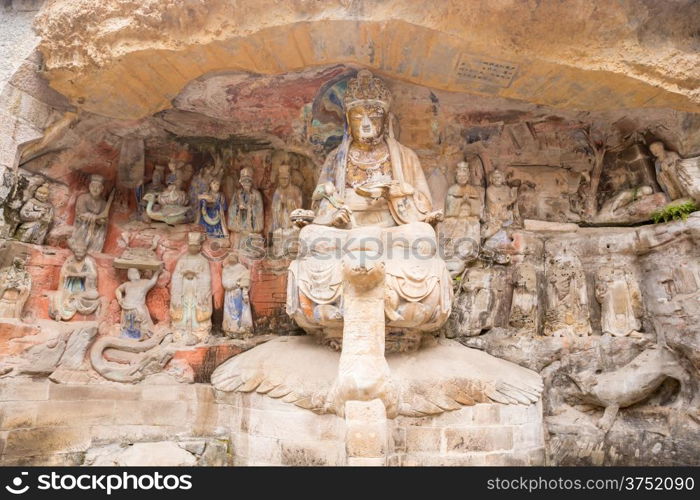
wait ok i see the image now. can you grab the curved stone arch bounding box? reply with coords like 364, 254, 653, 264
38, 17, 700, 121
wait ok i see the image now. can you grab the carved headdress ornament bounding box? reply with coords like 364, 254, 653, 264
343, 70, 391, 111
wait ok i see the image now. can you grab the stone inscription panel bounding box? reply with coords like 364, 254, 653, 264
455, 54, 518, 87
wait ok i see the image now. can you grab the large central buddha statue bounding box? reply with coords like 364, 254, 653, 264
286, 70, 453, 415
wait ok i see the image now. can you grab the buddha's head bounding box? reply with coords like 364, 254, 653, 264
88, 174, 105, 198
278, 165, 291, 188
455, 161, 470, 186
35, 183, 50, 202
187, 232, 203, 255
210, 179, 221, 194
344, 70, 391, 146
489, 169, 505, 187
240, 167, 254, 192
71, 240, 88, 261
649, 141, 665, 159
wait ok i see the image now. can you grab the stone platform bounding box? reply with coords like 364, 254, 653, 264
218, 391, 544, 466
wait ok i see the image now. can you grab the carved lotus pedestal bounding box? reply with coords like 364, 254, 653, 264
212, 336, 545, 466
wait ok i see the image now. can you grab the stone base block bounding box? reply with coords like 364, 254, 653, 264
218, 392, 544, 466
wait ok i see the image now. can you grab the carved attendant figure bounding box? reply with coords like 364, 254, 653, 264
115, 266, 161, 339
222, 253, 253, 337
509, 262, 540, 334
170, 232, 212, 345
14, 183, 54, 245
50, 241, 101, 321
441, 161, 483, 276
595, 266, 643, 337
228, 167, 264, 251
197, 178, 228, 238
544, 252, 592, 337
271, 164, 303, 257
0, 257, 31, 319
482, 169, 518, 241
73, 174, 113, 252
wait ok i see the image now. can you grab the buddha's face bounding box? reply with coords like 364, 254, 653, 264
455, 167, 470, 186
347, 104, 386, 144
89, 181, 104, 198
35, 187, 49, 202
188, 242, 201, 255
278, 169, 291, 188
490, 171, 505, 186
210, 180, 221, 193
74, 245, 87, 261
649, 143, 664, 158
240, 177, 253, 192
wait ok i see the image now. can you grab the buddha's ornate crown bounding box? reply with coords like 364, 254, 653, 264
343, 70, 391, 110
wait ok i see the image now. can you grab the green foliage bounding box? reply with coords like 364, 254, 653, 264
651, 201, 699, 224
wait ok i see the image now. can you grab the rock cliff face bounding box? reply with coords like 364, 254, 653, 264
0, 0, 699, 466
31, 0, 700, 119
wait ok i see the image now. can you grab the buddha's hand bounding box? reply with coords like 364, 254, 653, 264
387, 181, 414, 199
331, 206, 353, 228
425, 210, 444, 225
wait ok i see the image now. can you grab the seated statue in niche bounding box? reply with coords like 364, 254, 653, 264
649, 141, 700, 202
170, 232, 212, 345
143, 172, 191, 225
271, 164, 303, 257
594, 265, 643, 337
440, 160, 483, 277
115, 266, 161, 339
72, 174, 114, 253
14, 182, 54, 245
197, 178, 228, 239
228, 167, 264, 255
508, 262, 540, 334
222, 253, 253, 338
544, 251, 592, 337
0, 257, 31, 319
286, 70, 452, 414
49, 240, 101, 321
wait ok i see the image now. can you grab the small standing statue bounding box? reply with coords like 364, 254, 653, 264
14, 182, 54, 245
189, 164, 221, 208
271, 164, 303, 257
49, 240, 101, 321
115, 266, 161, 339
170, 232, 212, 345
482, 169, 519, 240
73, 174, 114, 253
228, 167, 264, 252
441, 160, 484, 277
446, 266, 506, 338
649, 141, 700, 202
197, 178, 228, 238
0, 257, 32, 319
544, 251, 592, 337
595, 265, 643, 337
509, 262, 540, 335
222, 253, 253, 338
